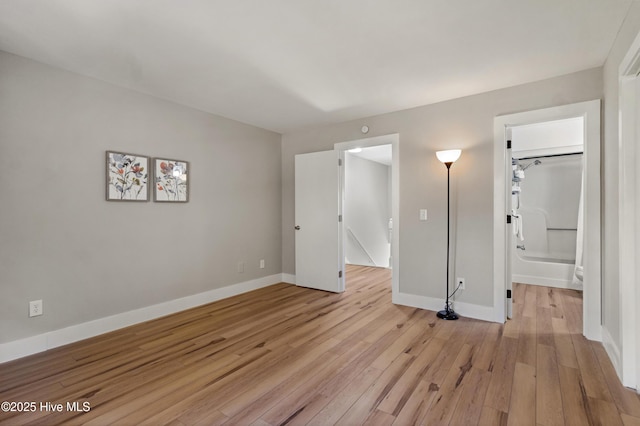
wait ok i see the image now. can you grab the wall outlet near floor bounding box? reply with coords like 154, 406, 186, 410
237, 261, 245, 273
29, 300, 43, 317
456, 277, 465, 290
260, 259, 265, 269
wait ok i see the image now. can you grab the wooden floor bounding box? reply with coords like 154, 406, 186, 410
1, 266, 639, 425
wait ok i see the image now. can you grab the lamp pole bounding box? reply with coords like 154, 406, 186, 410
437, 160, 459, 320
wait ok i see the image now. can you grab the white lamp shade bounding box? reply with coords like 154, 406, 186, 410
436, 149, 462, 164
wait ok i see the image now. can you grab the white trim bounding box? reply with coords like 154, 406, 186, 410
603, 325, 623, 382
0, 274, 287, 364
334, 134, 400, 300
618, 29, 640, 390
493, 121, 509, 322
493, 100, 602, 340
393, 291, 495, 323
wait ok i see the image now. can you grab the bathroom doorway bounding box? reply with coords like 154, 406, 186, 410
493, 100, 601, 340
510, 118, 584, 291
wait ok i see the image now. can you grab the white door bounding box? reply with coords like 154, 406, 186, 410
295, 150, 344, 293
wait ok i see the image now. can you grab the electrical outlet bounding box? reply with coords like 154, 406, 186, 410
260, 259, 265, 269
237, 261, 245, 273
456, 277, 465, 290
29, 300, 43, 317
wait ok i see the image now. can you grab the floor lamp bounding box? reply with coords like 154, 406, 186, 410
435, 149, 462, 320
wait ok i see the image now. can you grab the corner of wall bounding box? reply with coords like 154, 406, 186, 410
393, 291, 497, 323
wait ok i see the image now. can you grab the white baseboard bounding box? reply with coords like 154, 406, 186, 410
239, 274, 495, 323
0, 274, 288, 364
602, 325, 623, 384
393, 291, 497, 323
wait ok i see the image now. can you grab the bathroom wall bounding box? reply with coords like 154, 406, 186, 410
516, 154, 583, 260
511, 116, 583, 157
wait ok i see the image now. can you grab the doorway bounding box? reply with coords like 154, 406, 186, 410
293, 134, 399, 298
335, 134, 399, 297
509, 118, 585, 292
493, 100, 601, 340
343, 144, 392, 269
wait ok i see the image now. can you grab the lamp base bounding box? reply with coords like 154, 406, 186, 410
437, 308, 459, 320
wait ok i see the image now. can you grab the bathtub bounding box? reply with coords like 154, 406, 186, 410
511, 204, 581, 290
510, 154, 583, 290
512, 248, 580, 290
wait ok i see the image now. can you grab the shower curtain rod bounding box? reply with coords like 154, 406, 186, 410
515, 152, 583, 161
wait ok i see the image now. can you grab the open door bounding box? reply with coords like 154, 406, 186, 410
506, 128, 513, 319
294, 150, 344, 293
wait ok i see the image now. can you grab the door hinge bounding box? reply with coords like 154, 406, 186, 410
507, 140, 512, 150
339, 270, 343, 278
507, 289, 512, 299
338, 158, 343, 166
506, 214, 512, 224
338, 215, 342, 222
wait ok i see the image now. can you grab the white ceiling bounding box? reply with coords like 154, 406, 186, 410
0, 1, 632, 133
350, 145, 392, 166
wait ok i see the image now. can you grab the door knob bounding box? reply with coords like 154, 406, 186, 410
295, 225, 301, 230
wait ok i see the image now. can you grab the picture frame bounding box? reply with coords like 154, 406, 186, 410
153, 158, 189, 202
106, 151, 150, 201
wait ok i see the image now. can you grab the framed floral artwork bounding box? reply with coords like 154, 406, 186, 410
153, 158, 189, 202
106, 151, 150, 201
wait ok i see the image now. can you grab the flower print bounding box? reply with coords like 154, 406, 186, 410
131, 163, 145, 177
160, 161, 174, 175
155, 159, 187, 201
107, 152, 149, 200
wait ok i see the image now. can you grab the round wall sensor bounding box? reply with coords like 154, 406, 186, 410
361, 125, 369, 134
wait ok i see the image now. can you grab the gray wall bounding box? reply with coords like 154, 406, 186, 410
344, 153, 391, 267
0, 51, 282, 343
282, 68, 602, 307
602, 2, 640, 349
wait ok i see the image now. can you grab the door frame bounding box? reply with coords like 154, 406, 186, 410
493, 101, 602, 341
334, 134, 399, 298
618, 30, 640, 389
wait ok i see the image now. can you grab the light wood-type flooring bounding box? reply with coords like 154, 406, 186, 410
1, 265, 639, 425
